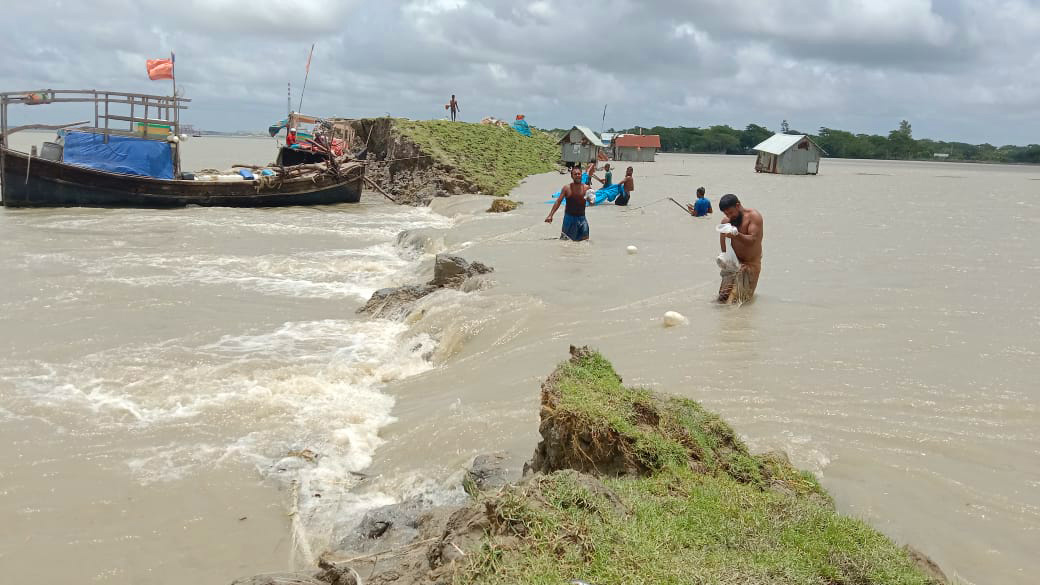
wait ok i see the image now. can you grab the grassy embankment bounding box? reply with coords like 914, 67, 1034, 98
461, 350, 939, 585
393, 119, 559, 196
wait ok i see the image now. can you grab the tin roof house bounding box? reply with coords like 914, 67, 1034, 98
614, 134, 661, 162
752, 134, 826, 175
558, 126, 604, 165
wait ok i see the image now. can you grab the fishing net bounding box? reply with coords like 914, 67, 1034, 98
718, 263, 759, 304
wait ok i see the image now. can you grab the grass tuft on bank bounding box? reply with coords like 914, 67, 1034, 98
460, 349, 939, 585
464, 469, 934, 585
393, 119, 559, 196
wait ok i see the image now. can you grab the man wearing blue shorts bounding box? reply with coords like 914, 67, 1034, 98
545, 166, 592, 241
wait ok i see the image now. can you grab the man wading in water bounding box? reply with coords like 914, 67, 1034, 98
545, 166, 593, 241
615, 166, 634, 206
717, 194, 763, 303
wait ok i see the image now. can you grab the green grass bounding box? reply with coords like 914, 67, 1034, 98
462, 469, 934, 585
393, 119, 559, 196
547, 350, 827, 497
456, 350, 937, 585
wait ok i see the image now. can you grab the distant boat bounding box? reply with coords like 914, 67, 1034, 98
1, 89, 364, 208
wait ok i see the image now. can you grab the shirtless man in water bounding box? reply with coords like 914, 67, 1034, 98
615, 166, 634, 206
717, 193, 763, 302
545, 166, 592, 241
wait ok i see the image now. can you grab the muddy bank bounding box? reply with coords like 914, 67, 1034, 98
233, 347, 948, 585
336, 118, 559, 205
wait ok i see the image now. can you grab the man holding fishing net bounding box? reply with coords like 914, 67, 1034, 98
717, 194, 763, 303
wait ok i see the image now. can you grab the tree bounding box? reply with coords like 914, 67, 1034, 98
740, 124, 773, 152
887, 120, 915, 159
898, 119, 912, 139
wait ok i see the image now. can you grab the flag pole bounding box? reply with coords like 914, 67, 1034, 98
170, 51, 180, 177
171, 51, 178, 109
298, 44, 314, 113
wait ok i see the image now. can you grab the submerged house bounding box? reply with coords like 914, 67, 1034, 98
558, 126, 604, 166
752, 134, 826, 175
614, 134, 661, 162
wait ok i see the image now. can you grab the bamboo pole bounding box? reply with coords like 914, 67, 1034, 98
364, 176, 397, 203
1, 97, 7, 203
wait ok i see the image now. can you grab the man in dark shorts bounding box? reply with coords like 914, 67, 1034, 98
614, 166, 634, 206
545, 166, 592, 241
449, 95, 460, 121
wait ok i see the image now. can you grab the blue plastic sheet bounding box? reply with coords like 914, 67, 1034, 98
62, 132, 175, 179
512, 118, 531, 136
544, 183, 624, 206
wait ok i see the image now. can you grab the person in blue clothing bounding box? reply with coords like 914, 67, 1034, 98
687, 186, 713, 217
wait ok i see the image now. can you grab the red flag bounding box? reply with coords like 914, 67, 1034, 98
305, 44, 314, 75
146, 58, 174, 80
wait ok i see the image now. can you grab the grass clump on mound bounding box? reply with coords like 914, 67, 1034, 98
534, 347, 826, 498
465, 469, 935, 585
461, 348, 941, 585
394, 119, 559, 196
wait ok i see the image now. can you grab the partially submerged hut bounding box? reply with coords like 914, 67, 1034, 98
752, 134, 826, 175
558, 126, 604, 167
614, 134, 661, 162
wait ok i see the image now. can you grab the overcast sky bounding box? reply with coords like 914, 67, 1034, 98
3, 0, 1039, 145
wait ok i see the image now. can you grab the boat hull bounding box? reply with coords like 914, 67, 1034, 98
0, 148, 363, 208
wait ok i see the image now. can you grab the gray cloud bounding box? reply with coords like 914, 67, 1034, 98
3, 0, 1039, 144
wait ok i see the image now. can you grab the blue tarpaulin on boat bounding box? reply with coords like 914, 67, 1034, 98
62, 132, 175, 179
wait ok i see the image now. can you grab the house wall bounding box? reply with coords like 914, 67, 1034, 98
560, 128, 600, 164
561, 143, 598, 164
615, 147, 657, 162
777, 145, 822, 175
755, 152, 777, 173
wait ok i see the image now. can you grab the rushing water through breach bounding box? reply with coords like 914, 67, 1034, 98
1, 139, 1038, 585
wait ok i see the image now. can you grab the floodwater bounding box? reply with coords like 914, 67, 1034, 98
1, 137, 1038, 585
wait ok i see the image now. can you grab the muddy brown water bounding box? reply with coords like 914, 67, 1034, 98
1, 135, 1038, 585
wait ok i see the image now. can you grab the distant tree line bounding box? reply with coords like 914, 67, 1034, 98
544, 120, 1040, 164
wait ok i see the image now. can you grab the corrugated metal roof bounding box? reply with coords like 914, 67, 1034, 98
615, 134, 661, 148
558, 125, 604, 146
752, 134, 825, 155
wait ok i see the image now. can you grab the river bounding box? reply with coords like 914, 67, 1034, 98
1, 136, 1037, 584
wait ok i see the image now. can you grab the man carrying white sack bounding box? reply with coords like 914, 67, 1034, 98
716, 194, 763, 303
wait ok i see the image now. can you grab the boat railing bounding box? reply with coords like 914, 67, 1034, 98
1, 89, 192, 189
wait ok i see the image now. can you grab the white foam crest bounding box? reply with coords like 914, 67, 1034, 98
30, 206, 453, 240
62, 242, 425, 300
5, 319, 437, 480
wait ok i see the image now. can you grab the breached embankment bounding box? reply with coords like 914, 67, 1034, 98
336, 118, 559, 205
233, 347, 948, 585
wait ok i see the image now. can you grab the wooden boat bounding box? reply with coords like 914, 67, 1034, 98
0, 89, 364, 208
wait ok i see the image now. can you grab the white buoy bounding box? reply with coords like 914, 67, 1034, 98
626, 245, 638, 254
663, 311, 688, 327
179, 133, 189, 141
